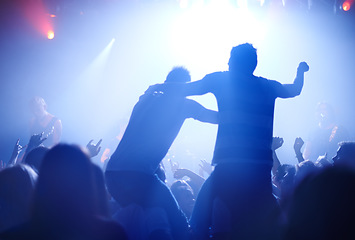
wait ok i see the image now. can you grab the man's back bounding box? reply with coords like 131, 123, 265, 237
198, 71, 288, 166
107, 90, 217, 174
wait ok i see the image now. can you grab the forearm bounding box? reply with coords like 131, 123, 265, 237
185, 170, 205, 187
295, 151, 304, 163
282, 72, 304, 98
197, 109, 219, 124
272, 151, 281, 176
292, 71, 305, 96
278, 62, 308, 98
184, 80, 210, 96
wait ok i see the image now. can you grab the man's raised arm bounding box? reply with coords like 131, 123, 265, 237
277, 61, 309, 98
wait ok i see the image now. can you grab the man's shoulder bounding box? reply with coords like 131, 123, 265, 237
204, 71, 228, 79
200, 71, 229, 90
255, 76, 282, 88
255, 76, 273, 83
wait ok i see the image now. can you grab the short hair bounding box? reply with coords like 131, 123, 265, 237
32, 144, 98, 222
315, 101, 335, 121
170, 180, 194, 198
30, 96, 46, 107
29, 96, 47, 111
228, 43, 257, 75
165, 67, 191, 83
23, 146, 49, 173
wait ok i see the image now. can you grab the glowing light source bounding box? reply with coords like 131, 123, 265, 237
342, 0, 353, 11
171, 1, 266, 72
47, 30, 54, 40
179, 0, 189, 8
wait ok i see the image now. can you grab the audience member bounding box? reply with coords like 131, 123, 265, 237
0, 144, 127, 240
148, 43, 308, 239
284, 166, 355, 240
105, 67, 218, 240
0, 164, 37, 232
170, 180, 196, 219
332, 141, 355, 169
22, 146, 48, 173
173, 168, 205, 198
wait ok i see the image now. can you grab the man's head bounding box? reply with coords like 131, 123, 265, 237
165, 67, 191, 83
228, 43, 257, 75
315, 101, 336, 128
170, 180, 195, 218
29, 96, 47, 118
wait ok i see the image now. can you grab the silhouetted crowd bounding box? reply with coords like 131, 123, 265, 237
1, 43, 355, 240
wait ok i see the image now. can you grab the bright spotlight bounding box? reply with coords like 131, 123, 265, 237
342, 0, 352, 11
47, 30, 54, 40
171, 1, 266, 71
179, 0, 189, 8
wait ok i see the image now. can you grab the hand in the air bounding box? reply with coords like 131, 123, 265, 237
298, 62, 309, 73
86, 139, 102, 158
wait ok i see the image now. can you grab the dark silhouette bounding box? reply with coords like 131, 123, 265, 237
173, 168, 205, 198
150, 43, 309, 239
105, 67, 218, 240
0, 144, 127, 240
0, 164, 37, 232
333, 141, 355, 169
23, 146, 49, 173
284, 166, 355, 240
170, 180, 196, 219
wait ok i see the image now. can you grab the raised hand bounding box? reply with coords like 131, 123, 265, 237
86, 139, 102, 158
168, 158, 179, 173
272, 137, 284, 151
298, 62, 309, 73
294, 137, 305, 163
8, 139, 24, 165
199, 159, 212, 175
28, 133, 47, 151
293, 137, 304, 153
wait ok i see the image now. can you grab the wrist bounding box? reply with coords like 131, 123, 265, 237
296, 70, 305, 77
295, 150, 302, 155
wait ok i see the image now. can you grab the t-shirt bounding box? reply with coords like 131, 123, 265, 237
197, 71, 299, 166
106, 90, 214, 174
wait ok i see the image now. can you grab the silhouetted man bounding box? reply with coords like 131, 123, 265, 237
149, 43, 309, 239
105, 67, 218, 240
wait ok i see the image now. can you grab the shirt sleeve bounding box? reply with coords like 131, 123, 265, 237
263, 77, 302, 99
184, 72, 222, 96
